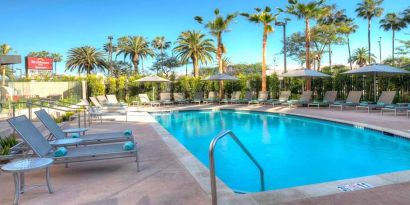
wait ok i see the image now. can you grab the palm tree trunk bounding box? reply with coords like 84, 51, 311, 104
133, 55, 139, 74
217, 33, 224, 98
392, 29, 395, 66
367, 18, 371, 64
328, 44, 332, 72
261, 27, 267, 92
305, 19, 311, 91
192, 56, 199, 77
347, 35, 353, 70
1, 66, 5, 86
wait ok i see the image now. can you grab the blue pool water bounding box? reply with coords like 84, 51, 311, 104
152, 110, 410, 192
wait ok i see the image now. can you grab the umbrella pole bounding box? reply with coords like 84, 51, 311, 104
152, 85, 155, 101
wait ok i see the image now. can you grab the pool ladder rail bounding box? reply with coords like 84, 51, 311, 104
209, 130, 265, 205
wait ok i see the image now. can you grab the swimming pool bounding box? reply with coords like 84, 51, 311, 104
152, 110, 410, 193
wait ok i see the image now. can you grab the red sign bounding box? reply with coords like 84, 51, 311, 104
26, 57, 53, 70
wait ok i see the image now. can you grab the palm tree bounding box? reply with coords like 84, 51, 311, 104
65, 46, 107, 76
319, 8, 350, 71
195, 9, 236, 98
195, 9, 236, 74
116, 36, 154, 74
50, 53, 62, 75
173, 30, 215, 77
222, 57, 231, 72
103, 36, 117, 76
27, 51, 50, 58
355, 0, 384, 64
0, 44, 12, 86
350, 47, 376, 67
152, 36, 171, 73
152, 36, 171, 55
287, 0, 331, 90
379, 13, 407, 66
343, 19, 358, 70
241, 7, 278, 92
403, 7, 410, 23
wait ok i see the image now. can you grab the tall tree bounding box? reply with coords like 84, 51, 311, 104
151, 36, 171, 55
65, 46, 107, 76
402, 7, 410, 24
173, 30, 215, 77
195, 9, 236, 74
116, 36, 154, 74
241, 6, 278, 92
319, 8, 349, 71
341, 18, 359, 70
195, 9, 236, 98
152, 36, 171, 74
0, 44, 13, 86
103, 36, 117, 76
355, 0, 384, 64
350, 47, 376, 67
151, 56, 181, 78
50, 53, 62, 75
27, 50, 51, 58
112, 60, 132, 78
287, 0, 331, 90
379, 13, 407, 66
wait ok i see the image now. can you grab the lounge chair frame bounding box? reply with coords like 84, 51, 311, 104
329, 91, 362, 111
308, 91, 337, 109
35, 109, 132, 145
267, 91, 291, 106
8, 115, 139, 171
283, 91, 312, 107
356, 91, 396, 113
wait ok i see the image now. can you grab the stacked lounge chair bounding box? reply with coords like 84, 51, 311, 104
96, 95, 108, 105
191, 92, 204, 104
308, 91, 337, 109
174, 93, 189, 104
283, 91, 312, 107
8, 115, 139, 171
106, 94, 128, 106
267, 91, 291, 106
203, 91, 218, 104
329, 91, 362, 111
220, 91, 240, 104
248, 91, 268, 105
159, 92, 174, 105
356, 91, 396, 113
35, 109, 132, 145
238, 91, 253, 104
90, 96, 127, 112
138, 94, 160, 107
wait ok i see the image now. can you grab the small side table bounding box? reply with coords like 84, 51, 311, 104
62, 127, 88, 136
1, 158, 54, 205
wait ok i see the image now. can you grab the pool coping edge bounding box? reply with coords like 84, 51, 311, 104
147, 107, 410, 205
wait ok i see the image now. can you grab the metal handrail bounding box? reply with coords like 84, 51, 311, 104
209, 130, 265, 205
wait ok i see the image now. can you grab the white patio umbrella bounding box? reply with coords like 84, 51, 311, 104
135, 75, 170, 101
204, 73, 238, 98
342, 64, 410, 101
280, 68, 330, 90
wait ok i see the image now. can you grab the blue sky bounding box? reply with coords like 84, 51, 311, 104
1, 0, 409, 75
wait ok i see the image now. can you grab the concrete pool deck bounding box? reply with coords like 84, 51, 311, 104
1, 104, 410, 204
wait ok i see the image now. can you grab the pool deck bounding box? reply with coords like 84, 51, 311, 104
1, 104, 410, 204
